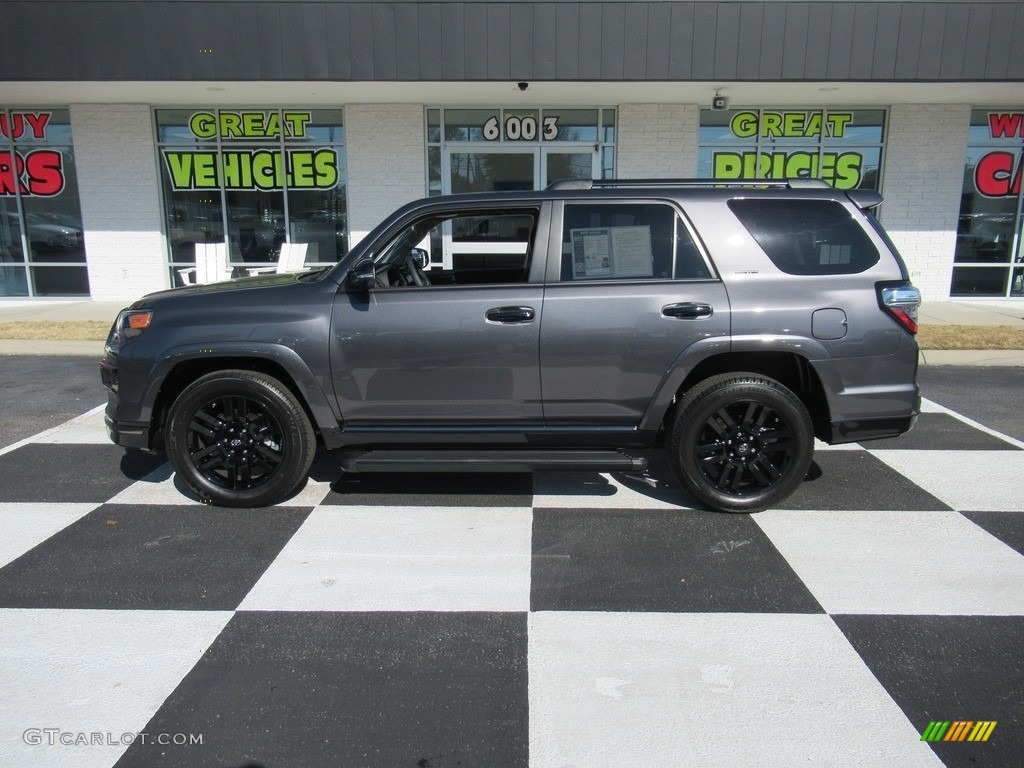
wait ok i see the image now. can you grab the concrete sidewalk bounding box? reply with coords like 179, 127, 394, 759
0, 298, 1022, 364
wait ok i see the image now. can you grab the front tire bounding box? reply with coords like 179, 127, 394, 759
668, 373, 814, 513
166, 370, 315, 507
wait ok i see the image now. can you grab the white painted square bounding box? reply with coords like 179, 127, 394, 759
0, 609, 232, 768
869, 450, 1024, 512
239, 505, 533, 611
106, 464, 333, 508
528, 612, 942, 768
0, 503, 99, 568
533, 471, 694, 510
755, 509, 1024, 615
31, 406, 109, 444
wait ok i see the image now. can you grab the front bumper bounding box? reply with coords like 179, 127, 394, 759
104, 400, 152, 451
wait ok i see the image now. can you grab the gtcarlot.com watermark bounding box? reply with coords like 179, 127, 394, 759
24, 728, 203, 747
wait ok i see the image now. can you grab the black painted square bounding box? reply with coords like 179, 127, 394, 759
323, 471, 533, 507
859, 412, 1021, 451
531, 508, 823, 613
0, 444, 166, 503
962, 511, 1024, 557
782, 450, 951, 511
114, 611, 529, 768
0, 504, 311, 610
835, 615, 1024, 768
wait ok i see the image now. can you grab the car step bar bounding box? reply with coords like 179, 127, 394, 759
337, 448, 649, 474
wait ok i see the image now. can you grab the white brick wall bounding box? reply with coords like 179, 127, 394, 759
70, 104, 167, 301
345, 105, 426, 246
880, 104, 969, 301
617, 104, 699, 178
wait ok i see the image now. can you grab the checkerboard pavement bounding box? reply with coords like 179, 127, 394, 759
0, 397, 1021, 767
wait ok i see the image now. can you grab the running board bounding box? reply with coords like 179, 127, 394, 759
337, 448, 649, 474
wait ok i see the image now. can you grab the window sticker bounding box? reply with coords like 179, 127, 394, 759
570, 225, 653, 279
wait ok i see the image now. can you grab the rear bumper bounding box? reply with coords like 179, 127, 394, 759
828, 392, 921, 444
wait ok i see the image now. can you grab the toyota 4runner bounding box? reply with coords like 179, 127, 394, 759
102, 179, 922, 513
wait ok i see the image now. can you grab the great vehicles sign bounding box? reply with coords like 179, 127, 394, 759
161, 110, 340, 191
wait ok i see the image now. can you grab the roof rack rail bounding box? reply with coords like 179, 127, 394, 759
546, 178, 833, 191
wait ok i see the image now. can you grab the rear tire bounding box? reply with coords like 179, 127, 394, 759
166, 370, 315, 507
668, 373, 814, 513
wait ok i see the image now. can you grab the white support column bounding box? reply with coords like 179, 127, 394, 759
617, 104, 699, 179
70, 104, 167, 301
880, 104, 970, 302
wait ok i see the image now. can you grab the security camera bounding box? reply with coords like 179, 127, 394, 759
517, 82, 529, 92
712, 95, 729, 111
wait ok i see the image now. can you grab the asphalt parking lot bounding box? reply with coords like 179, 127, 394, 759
0, 356, 1021, 767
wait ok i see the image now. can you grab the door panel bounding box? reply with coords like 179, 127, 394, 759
331, 286, 544, 425
540, 281, 730, 424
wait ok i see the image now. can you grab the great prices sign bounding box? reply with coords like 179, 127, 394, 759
710, 110, 866, 190
973, 113, 1024, 198
162, 110, 340, 191
0, 111, 66, 197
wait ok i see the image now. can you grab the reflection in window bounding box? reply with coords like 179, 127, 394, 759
952, 109, 1024, 297
156, 108, 347, 286
374, 209, 538, 287
561, 204, 710, 281
0, 109, 89, 297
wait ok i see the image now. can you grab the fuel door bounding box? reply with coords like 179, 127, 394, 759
812, 308, 848, 340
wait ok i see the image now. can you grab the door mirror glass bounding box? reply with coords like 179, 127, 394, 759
347, 257, 376, 292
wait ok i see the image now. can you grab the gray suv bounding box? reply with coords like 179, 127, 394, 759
102, 179, 921, 513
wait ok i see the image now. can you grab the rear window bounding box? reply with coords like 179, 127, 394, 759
728, 199, 880, 275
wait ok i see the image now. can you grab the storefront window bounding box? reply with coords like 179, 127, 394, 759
698, 108, 886, 191
425, 107, 616, 199
0, 109, 89, 297
156, 108, 347, 285
952, 109, 1024, 298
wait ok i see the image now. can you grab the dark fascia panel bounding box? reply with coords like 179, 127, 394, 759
0, 1, 1021, 83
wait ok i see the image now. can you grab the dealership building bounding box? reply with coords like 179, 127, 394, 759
0, 0, 1022, 303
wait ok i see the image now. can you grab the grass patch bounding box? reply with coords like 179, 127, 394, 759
916, 324, 1024, 350
1, 320, 1022, 350
0, 321, 110, 341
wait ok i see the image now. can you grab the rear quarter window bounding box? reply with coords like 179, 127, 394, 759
728, 199, 880, 275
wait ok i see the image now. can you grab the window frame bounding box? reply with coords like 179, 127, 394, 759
547, 200, 716, 284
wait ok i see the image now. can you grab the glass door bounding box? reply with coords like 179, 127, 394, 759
542, 148, 599, 187
436, 150, 537, 269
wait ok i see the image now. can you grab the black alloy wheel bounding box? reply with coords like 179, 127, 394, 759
669, 373, 814, 513
166, 370, 316, 507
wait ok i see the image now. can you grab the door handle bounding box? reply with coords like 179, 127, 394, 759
486, 306, 536, 324
662, 302, 713, 319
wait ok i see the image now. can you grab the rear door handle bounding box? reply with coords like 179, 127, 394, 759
662, 302, 713, 319
486, 306, 536, 324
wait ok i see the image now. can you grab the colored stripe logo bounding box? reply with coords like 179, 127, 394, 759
921, 721, 997, 742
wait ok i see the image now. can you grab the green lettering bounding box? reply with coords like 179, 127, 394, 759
220, 113, 242, 139
783, 112, 805, 137
284, 112, 311, 138
729, 112, 758, 139
314, 149, 339, 187
192, 153, 219, 187
264, 112, 281, 139
827, 113, 853, 138
290, 151, 315, 187
242, 112, 265, 137
189, 112, 216, 139
805, 112, 823, 138
713, 152, 744, 178
164, 152, 196, 188
833, 152, 862, 189
761, 113, 783, 139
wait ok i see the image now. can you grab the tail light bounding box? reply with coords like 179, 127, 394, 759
878, 282, 921, 335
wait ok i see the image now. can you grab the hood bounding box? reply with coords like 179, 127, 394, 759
133, 270, 323, 307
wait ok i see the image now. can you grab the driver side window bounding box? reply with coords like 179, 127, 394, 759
373, 208, 538, 287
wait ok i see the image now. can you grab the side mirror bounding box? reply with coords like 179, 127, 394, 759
409, 248, 429, 269
347, 257, 376, 292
